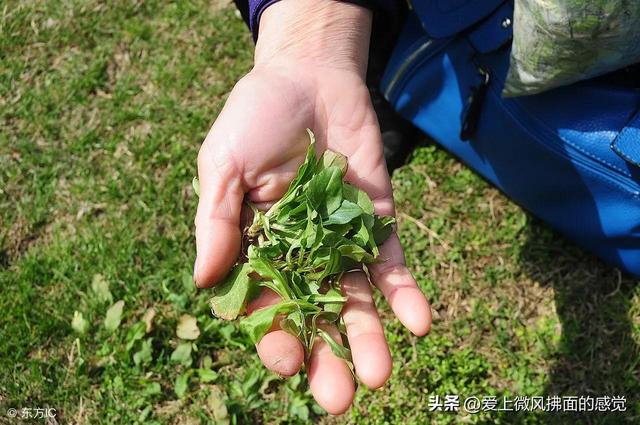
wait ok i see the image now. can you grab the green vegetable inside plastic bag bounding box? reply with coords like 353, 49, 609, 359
504, 0, 640, 97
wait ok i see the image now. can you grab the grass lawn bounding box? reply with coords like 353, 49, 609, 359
1, 1, 639, 424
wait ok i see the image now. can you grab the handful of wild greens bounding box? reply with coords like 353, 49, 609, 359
195, 130, 394, 363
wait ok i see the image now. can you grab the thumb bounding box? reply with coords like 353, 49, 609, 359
194, 141, 244, 288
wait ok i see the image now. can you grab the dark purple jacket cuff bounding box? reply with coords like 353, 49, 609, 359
247, 0, 399, 40
248, 0, 279, 39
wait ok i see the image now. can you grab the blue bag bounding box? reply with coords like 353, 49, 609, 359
381, 0, 640, 276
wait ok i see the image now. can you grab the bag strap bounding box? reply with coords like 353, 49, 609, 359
467, 1, 514, 53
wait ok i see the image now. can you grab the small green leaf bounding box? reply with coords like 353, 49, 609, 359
321, 287, 345, 315
318, 328, 352, 362
203, 355, 213, 370
269, 131, 317, 218
343, 183, 374, 215
192, 177, 200, 196
248, 250, 291, 299
71, 311, 89, 335
372, 215, 395, 245
126, 321, 146, 351
337, 244, 375, 263
352, 216, 371, 247
104, 300, 124, 332
323, 301, 344, 316
170, 342, 192, 366
312, 248, 342, 281
133, 338, 153, 366
289, 398, 310, 421
176, 314, 200, 340
324, 223, 352, 238
174, 370, 193, 398
181, 270, 196, 294
279, 316, 302, 338
143, 382, 161, 396
210, 263, 255, 320
320, 149, 348, 175
207, 385, 229, 424
91, 274, 113, 304
197, 368, 219, 383
306, 166, 343, 215
286, 130, 318, 191
307, 292, 346, 304
240, 301, 298, 344
324, 200, 363, 225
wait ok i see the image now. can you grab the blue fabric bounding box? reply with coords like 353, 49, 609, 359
381, 7, 640, 276
612, 112, 640, 169
411, 0, 505, 38
467, 1, 512, 53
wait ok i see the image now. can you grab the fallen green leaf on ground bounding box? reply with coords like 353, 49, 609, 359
71, 311, 89, 335
91, 273, 113, 304
104, 300, 124, 332
176, 314, 200, 340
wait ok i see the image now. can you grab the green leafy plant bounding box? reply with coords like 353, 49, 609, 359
194, 129, 395, 365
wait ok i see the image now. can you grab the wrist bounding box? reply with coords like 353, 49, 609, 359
254, 0, 372, 78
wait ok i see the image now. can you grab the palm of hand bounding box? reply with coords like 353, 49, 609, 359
195, 66, 431, 414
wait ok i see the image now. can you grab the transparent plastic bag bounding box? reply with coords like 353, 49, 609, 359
504, 0, 640, 97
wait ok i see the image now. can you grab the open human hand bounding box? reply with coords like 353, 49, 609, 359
194, 0, 431, 414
